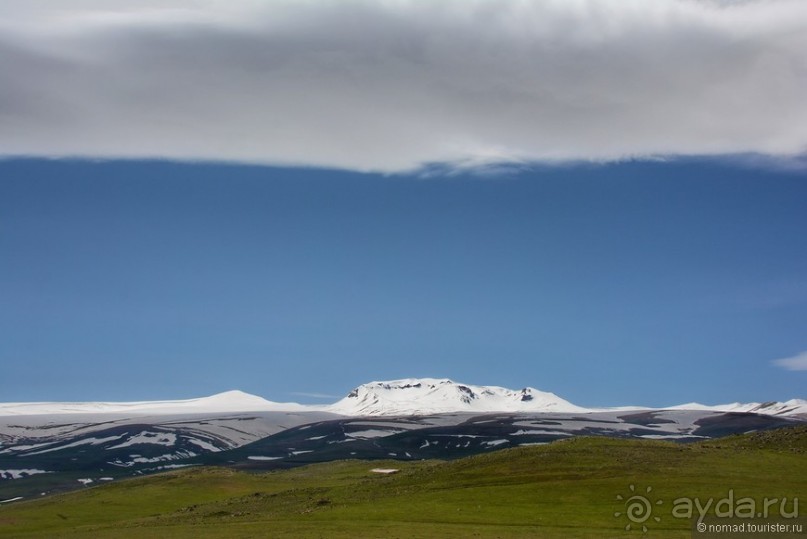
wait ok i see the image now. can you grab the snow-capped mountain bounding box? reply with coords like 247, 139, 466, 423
0, 390, 309, 416
1, 379, 804, 501
0, 380, 804, 418
327, 378, 589, 416
666, 399, 807, 417
326, 379, 807, 417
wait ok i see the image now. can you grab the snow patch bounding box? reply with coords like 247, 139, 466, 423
108, 432, 177, 449
0, 469, 52, 479
511, 429, 574, 437
346, 429, 402, 439
129, 450, 196, 463
27, 435, 124, 455
186, 438, 221, 452
0, 442, 54, 454
641, 434, 707, 440
150, 464, 195, 470
482, 439, 509, 447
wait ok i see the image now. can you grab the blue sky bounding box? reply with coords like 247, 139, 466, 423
1, 158, 805, 406
1, 1, 806, 406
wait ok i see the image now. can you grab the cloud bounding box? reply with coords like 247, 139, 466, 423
0, 0, 805, 173
772, 351, 807, 371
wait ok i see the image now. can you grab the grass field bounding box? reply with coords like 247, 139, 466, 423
1, 427, 805, 538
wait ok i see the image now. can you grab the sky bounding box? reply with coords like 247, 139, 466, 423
0, 1, 805, 406
1, 158, 805, 407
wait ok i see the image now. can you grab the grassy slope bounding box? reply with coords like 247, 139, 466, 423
1, 426, 805, 538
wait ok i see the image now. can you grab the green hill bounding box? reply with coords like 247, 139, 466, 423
2, 426, 805, 538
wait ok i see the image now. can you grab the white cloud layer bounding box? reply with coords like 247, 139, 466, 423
0, 0, 805, 172
772, 351, 807, 371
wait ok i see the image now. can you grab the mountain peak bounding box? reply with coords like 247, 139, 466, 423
203, 390, 266, 402
328, 378, 587, 416
0, 390, 309, 416
188, 390, 310, 412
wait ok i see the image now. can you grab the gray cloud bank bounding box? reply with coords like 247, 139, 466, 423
1, 0, 805, 172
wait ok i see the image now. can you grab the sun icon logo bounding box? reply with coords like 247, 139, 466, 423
614, 484, 663, 533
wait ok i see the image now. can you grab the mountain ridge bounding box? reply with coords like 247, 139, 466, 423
1, 378, 804, 417
0, 389, 308, 416
328, 378, 589, 415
